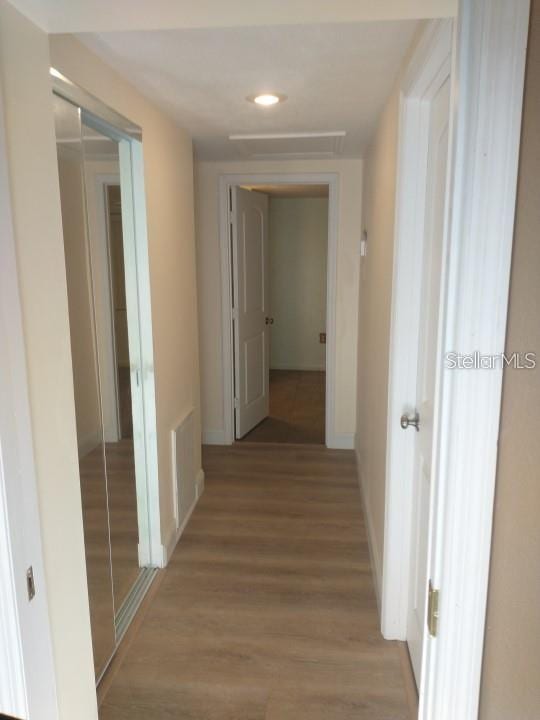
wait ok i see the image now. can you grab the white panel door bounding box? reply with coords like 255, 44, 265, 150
232, 187, 270, 439
406, 77, 451, 684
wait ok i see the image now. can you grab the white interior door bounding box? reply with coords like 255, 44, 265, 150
406, 76, 451, 684
231, 187, 270, 439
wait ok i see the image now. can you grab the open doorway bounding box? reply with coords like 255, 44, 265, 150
229, 182, 330, 445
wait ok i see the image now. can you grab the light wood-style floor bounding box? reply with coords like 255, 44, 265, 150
98, 443, 411, 719
241, 369, 325, 445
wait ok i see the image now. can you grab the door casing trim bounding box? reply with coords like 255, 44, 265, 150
384, 3, 530, 719
217, 172, 340, 447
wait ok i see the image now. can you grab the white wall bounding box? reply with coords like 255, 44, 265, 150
50, 34, 202, 558
195, 159, 362, 447
269, 197, 328, 372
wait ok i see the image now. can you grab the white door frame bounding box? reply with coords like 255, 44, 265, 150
384, 2, 530, 719
117, 137, 162, 568
218, 173, 339, 447
86, 170, 122, 444
76, 104, 163, 569
0, 77, 58, 719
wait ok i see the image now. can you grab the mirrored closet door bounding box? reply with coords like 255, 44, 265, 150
53, 92, 154, 681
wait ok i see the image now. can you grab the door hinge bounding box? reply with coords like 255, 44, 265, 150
26, 566, 36, 601
427, 579, 439, 638
234, 397, 239, 409
229, 210, 236, 224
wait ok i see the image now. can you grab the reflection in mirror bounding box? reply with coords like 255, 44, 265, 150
53, 94, 116, 677
81, 122, 141, 613
54, 93, 146, 682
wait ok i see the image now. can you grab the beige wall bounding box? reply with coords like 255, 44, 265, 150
50, 35, 202, 554
479, 3, 540, 717
195, 159, 362, 445
269, 197, 328, 372
0, 3, 98, 717
355, 86, 401, 595
0, 4, 201, 717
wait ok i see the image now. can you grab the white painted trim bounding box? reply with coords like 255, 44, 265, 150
383, 18, 453, 641
77, 431, 102, 459
326, 432, 354, 450
78, 108, 162, 569
0, 77, 58, 718
85, 169, 122, 444
218, 172, 339, 447
169, 407, 195, 531
384, 5, 529, 714
118, 138, 162, 568
160, 469, 204, 567
420, 2, 530, 718
202, 430, 228, 445
356, 460, 382, 611
196, 468, 205, 498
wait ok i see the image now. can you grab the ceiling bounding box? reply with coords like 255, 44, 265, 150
78, 20, 419, 160
7, 0, 456, 33
242, 184, 329, 199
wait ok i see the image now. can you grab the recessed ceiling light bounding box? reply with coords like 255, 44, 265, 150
247, 93, 287, 107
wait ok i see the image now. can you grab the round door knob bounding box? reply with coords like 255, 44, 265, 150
400, 412, 420, 431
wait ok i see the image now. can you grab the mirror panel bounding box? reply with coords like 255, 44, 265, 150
53, 94, 116, 677
54, 90, 149, 684
81, 122, 141, 613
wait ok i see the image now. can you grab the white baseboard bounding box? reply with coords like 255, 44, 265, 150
202, 429, 230, 445
355, 450, 383, 611
160, 469, 205, 567
77, 430, 101, 458
196, 468, 205, 498
326, 432, 355, 450
270, 364, 326, 372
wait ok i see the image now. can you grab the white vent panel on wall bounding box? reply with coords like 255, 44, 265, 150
229, 131, 346, 159
171, 410, 196, 530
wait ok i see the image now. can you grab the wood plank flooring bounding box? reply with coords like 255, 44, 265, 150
241, 369, 325, 445
98, 443, 411, 719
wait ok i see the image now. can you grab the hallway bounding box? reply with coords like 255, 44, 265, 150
98, 444, 411, 719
